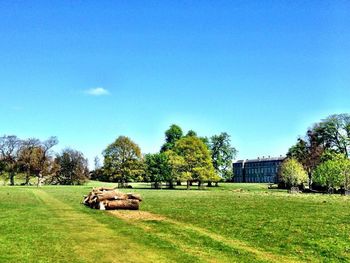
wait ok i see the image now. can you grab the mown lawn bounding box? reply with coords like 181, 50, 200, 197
0, 182, 350, 262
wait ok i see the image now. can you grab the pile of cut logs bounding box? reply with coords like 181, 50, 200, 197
83, 187, 142, 210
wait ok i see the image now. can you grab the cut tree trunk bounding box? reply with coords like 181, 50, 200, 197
97, 191, 128, 202
83, 188, 142, 210
105, 199, 140, 210
127, 193, 142, 201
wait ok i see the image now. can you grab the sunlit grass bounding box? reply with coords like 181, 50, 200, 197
0, 182, 349, 262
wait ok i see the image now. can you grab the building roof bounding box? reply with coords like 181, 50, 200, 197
234, 156, 285, 164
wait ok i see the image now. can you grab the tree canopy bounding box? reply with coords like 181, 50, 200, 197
280, 158, 308, 187
313, 152, 350, 190
287, 113, 350, 188
209, 132, 237, 180
160, 124, 183, 152
144, 153, 171, 183
173, 136, 219, 182
103, 136, 143, 183
52, 148, 89, 185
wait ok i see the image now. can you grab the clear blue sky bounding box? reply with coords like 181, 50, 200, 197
1, 1, 349, 167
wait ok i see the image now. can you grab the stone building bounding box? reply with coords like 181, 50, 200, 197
233, 156, 285, 183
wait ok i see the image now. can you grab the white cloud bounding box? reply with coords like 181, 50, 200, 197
85, 87, 110, 96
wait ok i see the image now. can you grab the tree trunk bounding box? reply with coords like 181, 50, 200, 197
215, 182, 219, 187
9, 172, 15, 186
25, 170, 31, 185
198, 180, 202, 189
168, 181, 174, 189
207, 181, 212, 187
308, 171, 312, 189
176, 181, 181, 186
186, 180, 190, 190
189, 181, 193, 186
37, 173, 43, 187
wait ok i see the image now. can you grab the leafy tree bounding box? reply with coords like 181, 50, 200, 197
17, 138, 41, 185
280, 158, 308, 188
313, 114, 350, 157
287, 114, 350, 187
173, 136, 219, 188
313, 152, 350, 191
94, 156, 102, 170
287, 130, 324, 186
103, 136, 143, 184
90, 156, 104, 181
34, 137, 58, 187
164, 150, 189, 184
53, 148, 89, 185
144, 153, 171, 188
160, 124, 183, 152
0, 135, 21, 185
185, 130, 210, 149
209, 132, 237, 181
199, 136, 210, 149
186, 130, 197, 137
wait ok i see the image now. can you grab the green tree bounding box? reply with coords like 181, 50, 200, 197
280, 158, 308, 188
173, 136, 218, 188
53, 148, 89, 185
17, 138, 41, 185
34, 137, 58, 187
313, 153, 350, 191
287, 114, 350, 187
164, 150, 189, 184
287, 130, 324, 186
313, 114, 350, 157
160, 124, 183, 152
209, 132, 237, 181
103, 136, 143, 184
0, 135, 21, 185
186, 130, 197, 137
144, 153, 171, 188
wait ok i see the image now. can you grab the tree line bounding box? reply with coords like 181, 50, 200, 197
281, 113, 350, 193
91, 125, 237, 188
0, 136, 89, 186
0, 125, 237, 187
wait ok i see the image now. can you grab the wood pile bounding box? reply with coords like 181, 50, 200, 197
83, 186, 142, 210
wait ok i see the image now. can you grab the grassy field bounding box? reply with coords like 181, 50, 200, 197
0, 182, 350, 262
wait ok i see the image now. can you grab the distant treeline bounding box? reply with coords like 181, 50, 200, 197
91, 125, 237, 188
0, 125, 237, 187
0, 136, 89, 186
281, 113, 350, 193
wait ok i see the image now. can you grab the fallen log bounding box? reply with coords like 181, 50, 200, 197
96, 191, 128, 202
83, 187, 142, 210
94, 186, 116, 192
105, 199, 140, 210
126, 193, 142, 201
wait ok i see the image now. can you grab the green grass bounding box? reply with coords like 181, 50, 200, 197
1, 182, 350, 262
